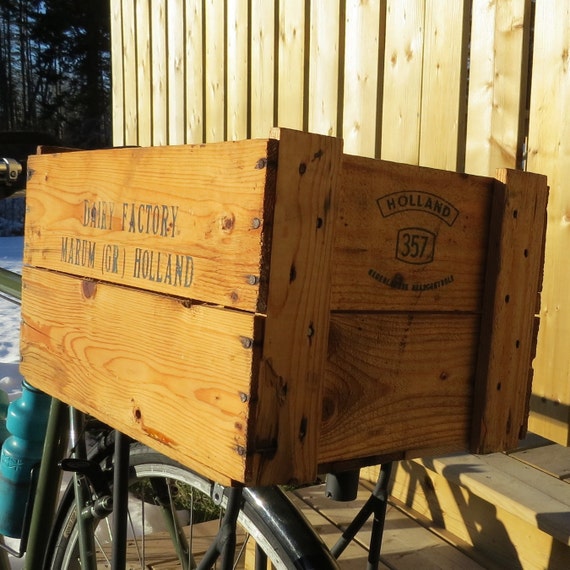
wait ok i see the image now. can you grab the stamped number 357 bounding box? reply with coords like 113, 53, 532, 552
396, 227, 435, 265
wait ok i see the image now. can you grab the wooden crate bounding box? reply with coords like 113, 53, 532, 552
20, 129, 548, 486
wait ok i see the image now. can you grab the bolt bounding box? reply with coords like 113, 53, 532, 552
246, 275, 259, 286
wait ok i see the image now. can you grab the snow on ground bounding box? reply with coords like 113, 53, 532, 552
0, 236, 24, 567
0, 236, 24, 401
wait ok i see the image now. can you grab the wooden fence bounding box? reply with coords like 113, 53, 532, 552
110, 0, 570, 446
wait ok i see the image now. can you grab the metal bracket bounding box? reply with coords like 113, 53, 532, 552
0, 158, 22, 187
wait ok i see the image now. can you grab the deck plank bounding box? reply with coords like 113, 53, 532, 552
509, 441, 570, 480
291, 483, 485, 569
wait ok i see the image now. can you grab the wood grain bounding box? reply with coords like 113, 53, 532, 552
381, 0, 424, 164
465, 0, 530, 176
318, 312, 477, 465
20, 267, 256, 485
249, 0, 275, 138
419, 0, 469, 171
341, 0, 383, 157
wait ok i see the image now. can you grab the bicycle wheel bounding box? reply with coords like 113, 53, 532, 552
44, 442, 338, 569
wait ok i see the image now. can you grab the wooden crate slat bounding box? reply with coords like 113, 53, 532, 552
318, 312, 477, 466
25, 140, 271, 312
20, 267, 256, 484
331, 154, 494, 312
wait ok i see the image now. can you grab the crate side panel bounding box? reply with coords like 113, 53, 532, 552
25, 139, 271, 312
332, 154, 494, 312
20, 267, 257, 484
318, 312, 478, 464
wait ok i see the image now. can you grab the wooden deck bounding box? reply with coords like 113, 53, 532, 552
94, 434, 570, 569
386, 434, 570, 570
290, 483, 486, 569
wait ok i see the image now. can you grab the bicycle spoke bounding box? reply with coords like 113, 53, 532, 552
93, 532, 110, 566
46, 444, 337, 569
233, 534, 250, 569
126, 504, 144, 566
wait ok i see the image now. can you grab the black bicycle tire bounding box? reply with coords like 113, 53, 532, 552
43, 442, 338, 569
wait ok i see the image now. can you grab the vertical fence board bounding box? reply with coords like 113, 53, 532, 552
419, 0, 469, 170
135, 0, 152, 146
527, 0, 570, 445
226, 0, 248, 141
166, 0, 185, 144
151, 0, 167, 146
122, 0, 138, 145
342, 0, 382, 157
204, 0, 225, 142
250, 0, 275, 137
465, 0, 530, 176
150, 0, 168, 146
276, 0, 306, 130
185, 0, 204, 143
381, 0, 424, 164
307, 0, 340, 137
110, 0, 124, 147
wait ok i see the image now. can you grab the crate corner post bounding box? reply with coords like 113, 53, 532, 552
247, 129, 344, 485
470, 168, 549, 454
